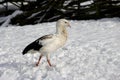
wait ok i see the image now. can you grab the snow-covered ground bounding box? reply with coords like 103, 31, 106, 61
0, 18, 120, 80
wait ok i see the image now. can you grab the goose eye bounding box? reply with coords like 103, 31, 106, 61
65, 22, 67, 23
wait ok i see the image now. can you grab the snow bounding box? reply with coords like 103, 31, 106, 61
27, 11, 42, 19
80, 0, 93, 6
0, 10, 23, 27
0, 2, 19, 11
0, 18, 120, 80
25, 0, 36, 2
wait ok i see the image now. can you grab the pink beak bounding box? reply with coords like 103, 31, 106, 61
68, 23, 71, 28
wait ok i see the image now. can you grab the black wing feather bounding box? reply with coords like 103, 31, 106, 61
22, 39, 42, 55
22, 34, 53, 55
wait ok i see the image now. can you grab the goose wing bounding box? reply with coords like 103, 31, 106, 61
22, 34, 54, 55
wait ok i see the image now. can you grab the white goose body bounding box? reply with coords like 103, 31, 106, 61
22, 19, 70, 66
40, 35, 66, 55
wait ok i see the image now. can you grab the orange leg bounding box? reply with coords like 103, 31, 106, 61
47, 59, 52, 66
36, 55, 42, 66
46, 55, 52, 66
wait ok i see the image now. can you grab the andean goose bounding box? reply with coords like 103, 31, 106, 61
22, 19, 71, 66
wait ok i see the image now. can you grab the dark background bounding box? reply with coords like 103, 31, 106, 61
0, 0, 120, 26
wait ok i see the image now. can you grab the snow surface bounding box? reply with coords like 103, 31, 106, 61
0, 18, 120, 80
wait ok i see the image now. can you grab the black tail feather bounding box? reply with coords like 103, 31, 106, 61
22, 48, 29, 55
22, 40, 42, 55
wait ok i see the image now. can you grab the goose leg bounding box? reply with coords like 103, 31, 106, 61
36, 54, 42, 66
47, 55, 52, 66
47, 59, 52, 66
